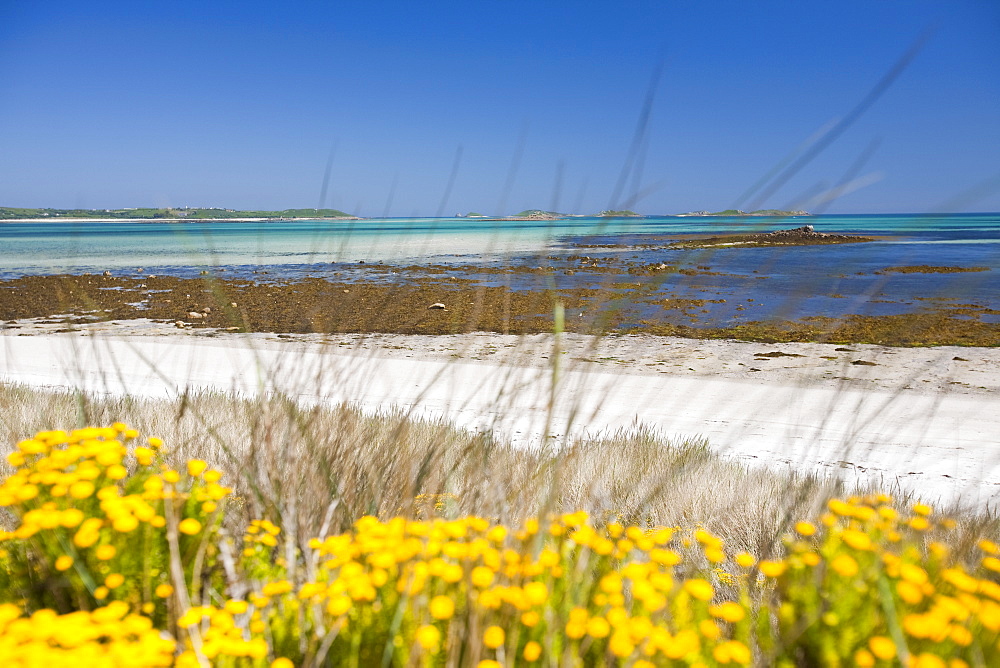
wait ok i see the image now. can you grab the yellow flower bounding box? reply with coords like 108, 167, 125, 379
326, 594, 351, 616
524, 581, 548, 605
831, 554, 859, 577
178, 518, 202, 535
416, 624, 441, 651
912, 503, 933, 516
483, 625, 505, 649
93, 586, 109, 600
900, 563, 929, 584
868, 636, 896, 660
471, 566, 494, 588
950, 625, 972, 646
429, 595, 455, 620
586, 616, 610, 638
271, 660, 294, 668
759, 560, 786, 577
897, 581, 923, 605
841, 529, 873, 551
261, 580, 293, 596
477, 662, 501, 668
735, 552, 755, 568
69, 481, 95, 499
854, 649, 875, 667
709, 601, 746, 623
911, 653, 946, 668
705, 547, 726, 563
113, 515, 139, 533
683, 578, 714, 601
608, 630, 634, 658
699, 619, 721, 639
523, 640, 542, 661
979, 539, 1000, 555
794, 521, 817, 536
155, 584, 174, 598
713, 640, 752, 664
105, 573, 125, 589
95, 544, 117, 560
187, 460, 209, 477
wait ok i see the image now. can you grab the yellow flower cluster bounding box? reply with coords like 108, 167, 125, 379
3, 426, 1000, 667
271, 512, 757, 665
175, 603, 269, 665
244, 518, 281, 548
0, 601, 175, 667
760, 495, 1000, 666
0, 425, 231, 616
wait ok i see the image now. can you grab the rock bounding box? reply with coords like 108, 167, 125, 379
187, 311, 204, 319
202, 307, 212, 314
428, 303, 446, 310
174, 321, 186, 328
136, 268, 143, 273
230, 302, 237, 308
200, 270, 209, 275
851, 360, 878, 366
102, 271, 112, 276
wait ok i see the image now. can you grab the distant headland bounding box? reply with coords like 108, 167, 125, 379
0, 207, 358, 221
675, 209, 810, 217
3, 205, 811, 221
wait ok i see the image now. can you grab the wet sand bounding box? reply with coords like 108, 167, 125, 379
2, 273, 999, 346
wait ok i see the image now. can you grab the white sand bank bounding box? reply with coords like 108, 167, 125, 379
2, 320, 998, 504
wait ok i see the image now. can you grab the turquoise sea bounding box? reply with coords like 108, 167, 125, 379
2, 213, 998, 325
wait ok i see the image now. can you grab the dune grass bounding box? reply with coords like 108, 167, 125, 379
1, 413, 999, 666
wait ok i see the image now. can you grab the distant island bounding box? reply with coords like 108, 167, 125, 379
469, 209, 643, 220
676, 209, 809, 217
3, 205, 813, 221
598, 210, 641, 217
0, 207, 357, 220
512, 210, 564, 220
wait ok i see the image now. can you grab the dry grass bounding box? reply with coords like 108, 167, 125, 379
3, 382, 995, 568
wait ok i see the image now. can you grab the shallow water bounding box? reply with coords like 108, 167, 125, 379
2, 213, 997, 326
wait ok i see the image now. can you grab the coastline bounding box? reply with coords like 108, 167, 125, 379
2, 318, 997, 505
0, 216, 362, 223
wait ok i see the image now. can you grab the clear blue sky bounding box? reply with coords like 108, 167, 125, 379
1, 1, 997, 215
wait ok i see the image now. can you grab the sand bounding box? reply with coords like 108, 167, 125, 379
2, 317, 998, 505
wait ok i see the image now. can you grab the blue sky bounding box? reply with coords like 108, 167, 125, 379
1, 1, 997, 215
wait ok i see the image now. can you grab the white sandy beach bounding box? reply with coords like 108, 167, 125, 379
1, 318, 998, 505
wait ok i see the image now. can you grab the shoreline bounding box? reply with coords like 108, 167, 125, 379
2, 319, 998, 504
0, 216, 362, 223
